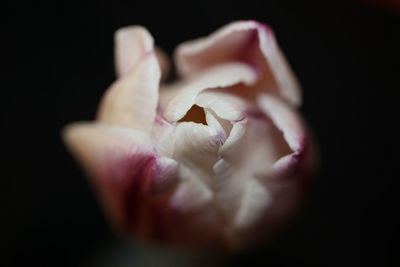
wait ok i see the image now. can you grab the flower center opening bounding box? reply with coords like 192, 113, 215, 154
178, 105, 207, 125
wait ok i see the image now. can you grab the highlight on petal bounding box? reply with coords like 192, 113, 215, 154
97, 51, 161, 132
175, 20, 301, 106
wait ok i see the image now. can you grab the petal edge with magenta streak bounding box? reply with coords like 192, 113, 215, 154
62, 122, 178, 237
257, 93, 317, 179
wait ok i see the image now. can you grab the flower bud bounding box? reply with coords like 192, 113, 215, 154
63, 21, 317, 252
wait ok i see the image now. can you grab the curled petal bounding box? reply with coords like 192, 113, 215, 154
172, 122, 223, 173
196, 91, 246, 121
175, 20, 301, 106
256, 94, 317, 183
258, 94, 304, 152
218, 119, 247, 156
205, 109, 227, 140
163, 63, 257, 122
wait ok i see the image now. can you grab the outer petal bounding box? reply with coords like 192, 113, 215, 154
97, 50, 161, 132
174, 20, 301, 106
62, 122, 178, 236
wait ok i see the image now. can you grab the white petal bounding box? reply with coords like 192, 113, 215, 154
212, 112, 291, 227
213, 159, 247, 222
167, 121, 226, 213
218, 119, 247, 156
97, 51, 161, 132
150, 115, 176, 157
172, 122, 223, 172
163, 63, 257, 122
220, 115, 287, 170
205, 109, 227, 141
175, 20, 301, 106
170, 164, 214, 212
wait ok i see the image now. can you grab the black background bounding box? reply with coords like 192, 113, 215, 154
4, 0, 399, 266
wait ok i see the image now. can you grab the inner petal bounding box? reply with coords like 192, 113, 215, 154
163, 62, 257, 122
212, 111, 293, 232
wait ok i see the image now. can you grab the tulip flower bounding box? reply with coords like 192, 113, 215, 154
63, 20, 316, 252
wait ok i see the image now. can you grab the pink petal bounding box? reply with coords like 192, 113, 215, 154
62, 122, 178, 236
175, 20, 301, 106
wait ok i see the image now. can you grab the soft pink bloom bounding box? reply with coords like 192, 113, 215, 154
63, 21, 317, 251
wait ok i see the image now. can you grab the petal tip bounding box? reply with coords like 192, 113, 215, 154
114, 25, 155, 77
